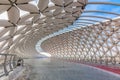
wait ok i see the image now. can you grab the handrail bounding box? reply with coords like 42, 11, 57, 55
0, 54, 24, 78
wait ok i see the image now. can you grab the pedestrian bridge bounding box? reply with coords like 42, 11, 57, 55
0, 0, 120, 80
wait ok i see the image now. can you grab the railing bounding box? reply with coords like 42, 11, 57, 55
0, 54, 23, 77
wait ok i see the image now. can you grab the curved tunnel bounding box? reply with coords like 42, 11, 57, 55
0, 0, 120, 80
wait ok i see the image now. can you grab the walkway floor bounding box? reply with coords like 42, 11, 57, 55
25, 58, 120, 80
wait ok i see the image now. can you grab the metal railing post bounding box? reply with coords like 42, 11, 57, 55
9, 55, 13, 71
13, 55, 17, 68
3, 54, 8, 76
21, 59, 24, 66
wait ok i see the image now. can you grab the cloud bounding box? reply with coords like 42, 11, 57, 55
89, 0, 114, 2
82, 0, 120, 20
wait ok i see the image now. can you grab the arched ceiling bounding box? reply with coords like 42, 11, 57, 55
0, 0, 87, 57
37, 0, 120, 56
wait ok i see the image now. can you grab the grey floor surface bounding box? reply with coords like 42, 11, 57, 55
25, 58, 120, 80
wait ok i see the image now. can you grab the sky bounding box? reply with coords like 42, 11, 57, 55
57, 0, 120, 33
36, 0, 120, 53
70, 0, 120, 31
83, 0, 120, 18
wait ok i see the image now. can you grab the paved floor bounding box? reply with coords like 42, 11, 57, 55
25, 58, 120, 80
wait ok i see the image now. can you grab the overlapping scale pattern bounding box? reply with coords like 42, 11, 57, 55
0, 0, 86, 57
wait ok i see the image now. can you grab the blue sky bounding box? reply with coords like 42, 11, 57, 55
84, 0, 120, 16
74, 0, 120, 28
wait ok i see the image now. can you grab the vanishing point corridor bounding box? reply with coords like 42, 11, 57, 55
0, 0, 120, 80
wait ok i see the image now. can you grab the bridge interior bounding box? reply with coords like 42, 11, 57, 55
0, 0, 120, 80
